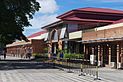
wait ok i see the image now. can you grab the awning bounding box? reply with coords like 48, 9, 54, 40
82, 37, 123, 43
60, 28, 66, 39
44, 32, 49, 41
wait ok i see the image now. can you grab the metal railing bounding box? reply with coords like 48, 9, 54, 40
46, 58, 101, 80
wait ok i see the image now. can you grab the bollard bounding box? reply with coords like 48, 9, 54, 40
59, 58, 64, 71
94, 66, 101, 80
79, 59, 85, 76
67, 58, 73, 73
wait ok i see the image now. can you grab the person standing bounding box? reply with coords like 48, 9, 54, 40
3, 48, 7, 59
27, 47, 32, 59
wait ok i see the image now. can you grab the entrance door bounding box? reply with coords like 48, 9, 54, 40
103, 44, 109, 65
111, 44, 117, 64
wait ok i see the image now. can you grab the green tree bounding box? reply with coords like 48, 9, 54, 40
0, 0, 40, 46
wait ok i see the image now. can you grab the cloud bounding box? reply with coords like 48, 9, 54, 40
28, 0, 59, 29
24, 0, 59, 36
36, 0, 59, 14
24, 14, 59, 36
25, 14, 59, 30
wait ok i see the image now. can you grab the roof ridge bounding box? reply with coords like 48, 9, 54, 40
28, 31, 46, 38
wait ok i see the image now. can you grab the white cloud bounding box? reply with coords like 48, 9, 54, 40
37, 0, 59, 14
26, 14, 59, 29
23, 14, 59, 36
28, 0, 59, 29
24, 0, 59, 36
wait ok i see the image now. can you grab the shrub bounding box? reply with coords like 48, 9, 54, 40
64, 53, 84, 59
32, 53, 42, 58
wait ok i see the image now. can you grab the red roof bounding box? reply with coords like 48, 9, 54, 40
63, 17, 114, 23
77, 7, 123, 14
57, 7, 123, 19
113, 18, 123, 24
28, 31, 46, 38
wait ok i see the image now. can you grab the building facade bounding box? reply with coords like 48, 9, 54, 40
43, 7, 123, 69
6, 31, 47, 58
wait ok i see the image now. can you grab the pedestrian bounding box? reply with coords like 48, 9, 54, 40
27, 47, 32, 59
3, 48, 7, 59
60, 52, 64, 59
48, 52, 51, 60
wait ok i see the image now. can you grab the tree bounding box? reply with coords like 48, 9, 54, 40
0, 0, 40, 46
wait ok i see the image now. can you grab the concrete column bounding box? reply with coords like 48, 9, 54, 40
109, 46, 111, 66
84, 44, 86, 58
117, 44, 120, 68
58, 40, 62, 50
98, 45, 101, 66
48, 44, 52, 53
121, 46, 123, 64
92, 47, 94, 55
101, 46, 103, 66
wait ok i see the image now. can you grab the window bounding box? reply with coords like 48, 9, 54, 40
53, 31, 58, 40
60, 28, 66, 39
68, 24, 78, 33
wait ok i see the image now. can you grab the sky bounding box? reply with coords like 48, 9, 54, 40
23, 0, 123, 36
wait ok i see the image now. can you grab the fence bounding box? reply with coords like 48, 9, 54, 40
46, 58, 100, 80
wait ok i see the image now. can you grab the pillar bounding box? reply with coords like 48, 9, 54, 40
101, 46, 103, 66
109, 46, 111, 66
121, 45, 123, 64
92, 47, 94, 55
84, 44, 86, 57
117, 44, 120, 68
98, 45, 101, 66
58, 40, 62, 50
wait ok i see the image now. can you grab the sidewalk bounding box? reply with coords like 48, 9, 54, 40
0, 56, 33, 60
0, 56, 122, 82
99, 67, 123, 82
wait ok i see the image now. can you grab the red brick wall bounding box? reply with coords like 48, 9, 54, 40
105, 26, 123, 38
97, 30, 105, 38
31, 39, 47, 54
82, 26, 123, 41
83, 31, 97, 41
6, 40, 47, 56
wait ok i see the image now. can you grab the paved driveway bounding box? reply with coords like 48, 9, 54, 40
0, 56, 122, 82
99, 67, 123, 82
0, 68, 116, 82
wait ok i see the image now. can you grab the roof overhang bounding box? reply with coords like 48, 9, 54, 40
96, 22, 123, 31
57, 7, 123, 19
42, 20, 64, 29
6, 41, 31, 47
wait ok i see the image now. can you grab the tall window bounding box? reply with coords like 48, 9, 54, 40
53, 31, 58, 40
68, 24, 78, 33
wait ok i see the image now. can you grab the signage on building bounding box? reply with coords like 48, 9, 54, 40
90, 54, 95, 64
69, 31, 82, 39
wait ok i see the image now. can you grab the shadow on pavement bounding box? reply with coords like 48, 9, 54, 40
0, 60, 55, 70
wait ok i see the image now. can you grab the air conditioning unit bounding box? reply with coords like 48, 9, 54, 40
110, 62, 116, 68
117, 63, 122, 69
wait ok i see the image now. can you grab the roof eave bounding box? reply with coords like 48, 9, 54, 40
41, 20, 64, 29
